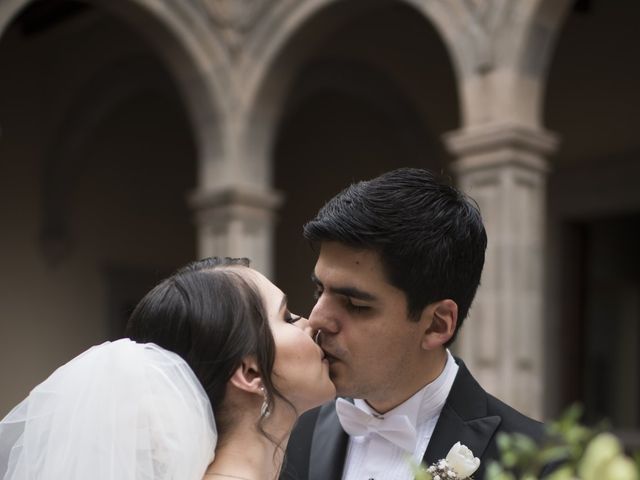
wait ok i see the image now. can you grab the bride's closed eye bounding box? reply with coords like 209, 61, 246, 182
284, 312, 302, 324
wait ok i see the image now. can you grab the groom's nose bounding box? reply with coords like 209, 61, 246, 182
308, 293, 340, 334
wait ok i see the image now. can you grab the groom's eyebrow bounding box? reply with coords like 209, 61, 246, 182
310, 273, 377, 302
332, 286, 377, 302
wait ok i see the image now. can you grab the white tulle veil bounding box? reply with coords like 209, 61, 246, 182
0, 339, 217, 480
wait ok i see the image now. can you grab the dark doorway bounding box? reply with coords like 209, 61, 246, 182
560, 214, 640, 445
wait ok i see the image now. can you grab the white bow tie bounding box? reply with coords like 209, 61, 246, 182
335, 398, 417, 452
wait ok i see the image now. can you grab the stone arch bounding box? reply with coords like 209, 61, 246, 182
241, 0, 494, 109
0, 0, 229, 189
450, 0, 574, 127
514, 0, 574, 78
237, 0, 465, 188
507, 0, 574, 126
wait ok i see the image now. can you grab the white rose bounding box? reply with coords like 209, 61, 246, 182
445, 442, 481, 478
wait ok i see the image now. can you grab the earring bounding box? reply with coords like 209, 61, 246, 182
260, 386, 270, 418
314, 330, 322, 345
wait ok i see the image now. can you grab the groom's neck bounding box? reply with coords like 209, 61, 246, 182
363, 347, 448, 414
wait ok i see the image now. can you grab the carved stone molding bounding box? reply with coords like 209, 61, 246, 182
445, 122, 558, 173
188, 185, 284, 223
200, 0, 271, 53
454, 0, 515, 72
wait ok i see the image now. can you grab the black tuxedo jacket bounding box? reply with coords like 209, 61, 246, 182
281, 359, 546, 480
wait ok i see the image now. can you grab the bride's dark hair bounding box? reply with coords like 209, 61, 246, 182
126, 257, 290, 442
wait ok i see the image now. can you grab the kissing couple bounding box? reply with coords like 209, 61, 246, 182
0, 168, 548, 480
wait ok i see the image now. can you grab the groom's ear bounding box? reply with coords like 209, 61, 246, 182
420, 299, 458, 350
229, 356, 263, 394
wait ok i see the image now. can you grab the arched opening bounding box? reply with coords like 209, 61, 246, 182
544, 0, 640, 444
0, 0, 197, 415
267, 1, 459, 314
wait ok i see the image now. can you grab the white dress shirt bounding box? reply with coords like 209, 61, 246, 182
340, 350, 459, 480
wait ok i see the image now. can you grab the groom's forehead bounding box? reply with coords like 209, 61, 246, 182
316, 242, 383, 268
313, 244, 401, 297
315, 247, 386, 281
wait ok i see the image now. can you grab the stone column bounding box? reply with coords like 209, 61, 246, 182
444, 122, 558, 419
189, 186, 283, 278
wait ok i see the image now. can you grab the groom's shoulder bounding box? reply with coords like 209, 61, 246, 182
290, 403, 326, 439
281, 403, 329, 480
485, 392, 545, 440
452, 358, 545, 440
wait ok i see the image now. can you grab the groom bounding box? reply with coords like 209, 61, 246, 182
281, 168, 546, 480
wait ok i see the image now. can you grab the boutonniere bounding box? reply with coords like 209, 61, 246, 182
414, 442, 481, 480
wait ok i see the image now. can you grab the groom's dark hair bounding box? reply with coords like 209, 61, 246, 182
304, 167, 487, 345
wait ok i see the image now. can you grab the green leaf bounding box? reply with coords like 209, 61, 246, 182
543, 465, 575, 480
512, 433, 537, 454
410, 460, 432, 480
485, 462, 515, 480
497, 432, 513, 452
537, 445, 571, 465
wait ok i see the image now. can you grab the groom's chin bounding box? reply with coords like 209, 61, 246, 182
330, 375, 354, 399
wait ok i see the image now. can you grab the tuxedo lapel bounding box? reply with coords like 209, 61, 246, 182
309, 401, 349, 480
423, 360, 501, 478
423, 405, 501, 475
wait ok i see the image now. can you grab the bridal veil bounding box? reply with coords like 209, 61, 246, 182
0, 339, 217, 480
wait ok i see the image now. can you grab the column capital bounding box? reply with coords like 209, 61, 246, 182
444, 122, 559, 175
188, 185, 284, 277
188, 185, 284, 224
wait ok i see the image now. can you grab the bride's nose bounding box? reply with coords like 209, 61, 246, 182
295, 316, 314, 335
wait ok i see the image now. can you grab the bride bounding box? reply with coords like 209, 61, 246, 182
0, 257, 336, 480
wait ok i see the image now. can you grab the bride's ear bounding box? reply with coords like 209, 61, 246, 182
229, 356, 263, 394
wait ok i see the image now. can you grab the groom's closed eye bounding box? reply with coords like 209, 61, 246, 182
343, 298, 370, 313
